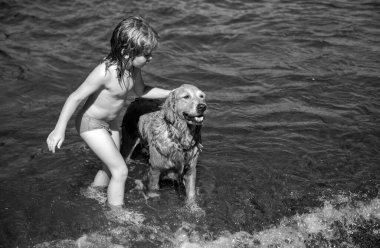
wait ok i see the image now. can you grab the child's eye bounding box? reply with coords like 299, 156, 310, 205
183, 95, 190, 99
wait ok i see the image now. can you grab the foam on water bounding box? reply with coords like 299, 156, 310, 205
80, 185, 146, 225
104, 208, 146, 226
35, 194, 380, 247
176, 198, 380, 247
80, 186, 107, 205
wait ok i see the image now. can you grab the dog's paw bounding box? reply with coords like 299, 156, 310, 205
133, 179, 145, 191
147, 191, 160, 198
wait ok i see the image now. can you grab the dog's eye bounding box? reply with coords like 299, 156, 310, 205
199, 94, 205, 99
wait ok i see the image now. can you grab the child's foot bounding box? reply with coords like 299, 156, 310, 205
105, 203, 145, 225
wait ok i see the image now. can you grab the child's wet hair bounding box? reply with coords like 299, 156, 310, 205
105, 16, 159, 84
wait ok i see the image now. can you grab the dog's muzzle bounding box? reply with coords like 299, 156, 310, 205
197, 103, 207, 114
183, 103, 207, 125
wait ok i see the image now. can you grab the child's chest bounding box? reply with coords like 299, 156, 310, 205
106, 76, 133, 98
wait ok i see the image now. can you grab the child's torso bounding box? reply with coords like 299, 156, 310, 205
83, 64, 134, 121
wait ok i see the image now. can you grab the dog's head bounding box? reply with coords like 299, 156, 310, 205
163, 84, 207, 125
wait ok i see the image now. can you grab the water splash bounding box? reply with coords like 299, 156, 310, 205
176, 197, 380, 247
80, 186, 107, 204
80, 185, 146, 225
104, 208, 146, 226
35, 194, 380, 247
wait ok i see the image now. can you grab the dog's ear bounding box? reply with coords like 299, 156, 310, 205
162, 90, 176, 123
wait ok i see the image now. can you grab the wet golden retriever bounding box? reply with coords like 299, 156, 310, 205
121, 84, 207, 204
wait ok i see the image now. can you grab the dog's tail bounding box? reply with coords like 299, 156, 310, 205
138, 115, 150, 141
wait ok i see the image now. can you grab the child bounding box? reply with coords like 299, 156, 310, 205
46, 16, 172, 207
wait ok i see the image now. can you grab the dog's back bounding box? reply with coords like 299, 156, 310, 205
138, 111, 161, 143
120, 98, 163, 159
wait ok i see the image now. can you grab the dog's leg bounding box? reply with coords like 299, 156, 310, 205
183, 166, 197, 204
148, 168, 161, 191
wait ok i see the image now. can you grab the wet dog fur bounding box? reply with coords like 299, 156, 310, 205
121, 84, 207, 204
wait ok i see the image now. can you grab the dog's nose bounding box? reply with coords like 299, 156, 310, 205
197, 103, 207, 113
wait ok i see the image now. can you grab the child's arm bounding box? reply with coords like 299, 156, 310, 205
132, 68, 171, 99
47, 64, 108, 153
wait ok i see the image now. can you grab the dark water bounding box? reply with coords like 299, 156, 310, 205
1, 0, 380, 247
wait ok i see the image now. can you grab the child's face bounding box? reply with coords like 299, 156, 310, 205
131, 51, 153, 68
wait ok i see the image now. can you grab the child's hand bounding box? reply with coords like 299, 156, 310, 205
47, 129, 65, 153
168, 88, 176, 96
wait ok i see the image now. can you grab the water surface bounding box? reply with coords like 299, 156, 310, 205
0, 0, 380, 247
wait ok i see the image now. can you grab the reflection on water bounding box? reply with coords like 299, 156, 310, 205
0, 0, 379, 247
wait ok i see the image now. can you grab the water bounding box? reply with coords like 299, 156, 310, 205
1, 0, 380, 247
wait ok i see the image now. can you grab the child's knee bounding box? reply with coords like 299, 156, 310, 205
111, 165, 128, 181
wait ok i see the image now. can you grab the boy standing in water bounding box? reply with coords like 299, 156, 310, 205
46, 17, 171, 207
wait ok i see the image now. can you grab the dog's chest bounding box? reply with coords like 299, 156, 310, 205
169, 147, 198, 174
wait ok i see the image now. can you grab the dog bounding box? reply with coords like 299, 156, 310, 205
121, 84, 207, 204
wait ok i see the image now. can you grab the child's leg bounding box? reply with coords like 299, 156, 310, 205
91, 125, 120, 187
81, 129, 128, 206
110, 127, 121, 150
92, 169, 110, 187
91, 128, 120, 187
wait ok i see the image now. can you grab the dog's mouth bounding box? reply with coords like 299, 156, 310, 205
183, 113, 204, 125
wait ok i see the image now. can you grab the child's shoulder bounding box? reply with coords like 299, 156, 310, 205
96, 60, 116, 72
90, 60, 117, 78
